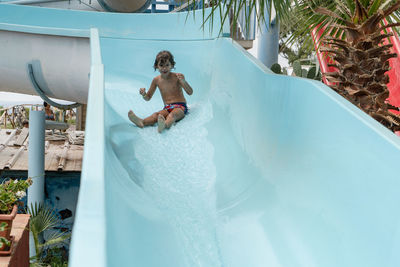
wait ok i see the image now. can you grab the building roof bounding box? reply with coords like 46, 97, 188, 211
0, 129, 83, 172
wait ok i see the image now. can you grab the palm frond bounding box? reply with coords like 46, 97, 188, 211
38, 232, 71, 250
27, 202, 59, 235
194, 0, 293, 37
286, 0, 400, 49
368, 0, 383, 16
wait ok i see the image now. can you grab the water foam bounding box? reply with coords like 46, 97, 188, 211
130, 101, 222, 266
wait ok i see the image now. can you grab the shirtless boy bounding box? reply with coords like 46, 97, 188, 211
128, 50, 193, 133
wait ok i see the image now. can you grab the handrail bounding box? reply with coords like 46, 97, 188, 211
170, 0, 197, 13
1, 0, 67, 5
0, 22, 90, 37
0, 104, 39, 112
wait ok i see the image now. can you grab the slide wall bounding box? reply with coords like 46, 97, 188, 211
0, 5, 400, 267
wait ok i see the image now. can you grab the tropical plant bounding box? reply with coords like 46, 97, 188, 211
279, 15, 316, 65
192, 0, 292, 35
27, 202, 70, 266
291, 0, 400, 132
0, 178, 32, 214
271, 62, 288, 74
292, 60, 321, 80
271, 60, 322, 80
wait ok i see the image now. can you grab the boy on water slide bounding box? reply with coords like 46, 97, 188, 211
128, 50, 193, 133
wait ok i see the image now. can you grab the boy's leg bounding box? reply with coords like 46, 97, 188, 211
158, 109, 184, 133
143, 110, 169, 126
165, 108, 185, 128
158, 115, 166, 133
128, 110, 144, 128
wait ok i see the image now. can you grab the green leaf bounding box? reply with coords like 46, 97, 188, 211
0, 222, 8, 231
38, 233, 70, 249
368, 0, 382, 16
0, 237, 10, 248
28, 203, 59, 234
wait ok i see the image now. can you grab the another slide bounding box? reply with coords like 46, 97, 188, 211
1, 5, 400, 267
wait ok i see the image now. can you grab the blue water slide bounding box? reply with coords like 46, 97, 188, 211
1, 5, 400, 267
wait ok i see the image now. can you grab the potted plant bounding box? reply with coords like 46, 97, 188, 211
0, 178, 32, 241
0, 222, 14, 255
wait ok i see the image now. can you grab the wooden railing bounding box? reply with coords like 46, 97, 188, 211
0, 104, 76, 129
0, 105, 30, 129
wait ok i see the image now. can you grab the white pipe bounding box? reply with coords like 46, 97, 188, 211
0, 0, 65, 5
0, 30, 90, 104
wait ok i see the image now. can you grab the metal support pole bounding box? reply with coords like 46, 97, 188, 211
256, 2, 279, 68
27, 110, 45, 258
257, 18, 280, 68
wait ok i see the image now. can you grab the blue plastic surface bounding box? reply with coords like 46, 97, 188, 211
1, 5, 400, 267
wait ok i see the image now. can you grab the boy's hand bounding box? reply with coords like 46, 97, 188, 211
139, 88, 146, 96
176, 73, 186, 83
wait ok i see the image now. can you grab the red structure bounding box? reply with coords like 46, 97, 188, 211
383, 23, 400, 110
0, 214, 30, 267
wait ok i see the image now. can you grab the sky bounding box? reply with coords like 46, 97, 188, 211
0, 92, 73, 108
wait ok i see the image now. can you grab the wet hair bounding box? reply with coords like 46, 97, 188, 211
43, 102, 48, 107
22, 120, 29, 126
153, 50, 175, 70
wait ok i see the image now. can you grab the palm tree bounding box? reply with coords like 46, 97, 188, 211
27, 202, 70, 266
298, 0, 400, 132
197, 0, 400, 132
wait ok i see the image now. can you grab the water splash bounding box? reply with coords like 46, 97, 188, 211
132, 101, 223, 267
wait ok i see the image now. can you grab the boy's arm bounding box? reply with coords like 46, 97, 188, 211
140, 78, 157, 101
176, 73, 193, 95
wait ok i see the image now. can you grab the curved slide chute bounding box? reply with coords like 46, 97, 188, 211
1, 0, 151, 13
1, 5, 400, 267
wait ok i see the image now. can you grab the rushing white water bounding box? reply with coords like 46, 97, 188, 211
142, 102, 221, 266
135, 101, 222, 266
117, 92, 223, 266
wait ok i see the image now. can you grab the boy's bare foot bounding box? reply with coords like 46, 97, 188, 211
158, 114, 166, 133
128, 110, 144, 128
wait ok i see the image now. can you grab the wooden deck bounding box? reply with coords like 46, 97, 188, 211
0, 129, 83, 172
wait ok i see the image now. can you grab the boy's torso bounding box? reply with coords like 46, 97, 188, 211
157, 72, 186, 104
